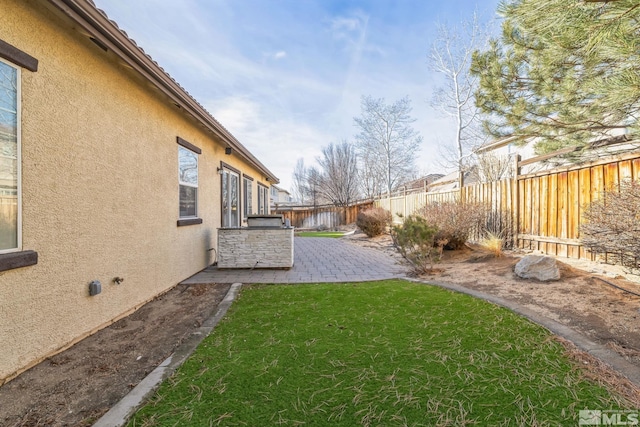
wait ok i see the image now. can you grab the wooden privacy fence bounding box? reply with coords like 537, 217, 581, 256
376, 151, 640, 261
274, 201, 374, 229
516, 152, 640, 259
376, 189, 459, 223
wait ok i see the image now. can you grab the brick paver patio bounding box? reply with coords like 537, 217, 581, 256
181, 237, 408, 284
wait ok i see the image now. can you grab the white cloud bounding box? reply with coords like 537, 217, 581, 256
208, 97, 331, 191
273, 51, 287, 60
331, 16, 362, 34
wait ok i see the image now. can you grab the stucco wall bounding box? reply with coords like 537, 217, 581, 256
0, 0, 272, 382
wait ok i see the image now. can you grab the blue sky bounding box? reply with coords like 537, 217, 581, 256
93, 0, 501, 191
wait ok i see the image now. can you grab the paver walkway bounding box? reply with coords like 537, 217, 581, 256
181, 237, 408, 284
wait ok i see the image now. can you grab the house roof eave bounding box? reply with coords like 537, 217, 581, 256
46, 0, 280, 184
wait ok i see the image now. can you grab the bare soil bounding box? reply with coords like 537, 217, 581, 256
0, 283, 230, 427
2, 231, 640, 426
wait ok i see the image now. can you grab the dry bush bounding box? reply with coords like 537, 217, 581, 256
419, 201, 486, 249
480, 232, 504, 257
581, 179, 640, 273
482, 210, 514, 249
356, 207, 392, 237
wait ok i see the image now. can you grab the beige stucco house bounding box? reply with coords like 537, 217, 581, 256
0, 0, 277, 383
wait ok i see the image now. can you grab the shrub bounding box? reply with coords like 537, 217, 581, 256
356, 207, 392, 237
581, 179, 640, 273
419, 201, 486, 250
479, 232, 504, 257
482, 210, 514, 249
390, 215, 444, 274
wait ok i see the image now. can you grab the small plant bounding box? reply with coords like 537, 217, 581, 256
420, 201, 485, 250
480, 232, 504, 257
482, 210, 514, 249
356, 207, 392, 237
390, 215, 444, 274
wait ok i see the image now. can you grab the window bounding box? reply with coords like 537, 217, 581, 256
178, 145, 198, 218
257, 184, 269, 214
0, 58, 20, 253
222, 167, 240, 227
243, 176, 253, 219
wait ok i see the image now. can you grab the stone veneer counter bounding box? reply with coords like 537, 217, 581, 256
217, 227, 294, 269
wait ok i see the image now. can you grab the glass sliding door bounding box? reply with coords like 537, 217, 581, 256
222, 168, 240, 227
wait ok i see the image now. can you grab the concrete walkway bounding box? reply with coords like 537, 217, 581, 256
181, 237, 408, 284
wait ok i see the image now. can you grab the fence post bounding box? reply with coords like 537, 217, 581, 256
403, 187, 407, 218
512, 155, 521, 249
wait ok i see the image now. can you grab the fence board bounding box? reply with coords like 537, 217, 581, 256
578, 167, 592, 259
558, 172, 568, 240
619, 160, 633, 182
539, 175, 549, 237
567, 170, 579, 240
634, 158, 640, 179
531, 177, 540, 236
591, 165, 604, 202
547, 174, 558, 250
523, 178, 532, 235
606, 162, 620, 190
518, 178, 525, 237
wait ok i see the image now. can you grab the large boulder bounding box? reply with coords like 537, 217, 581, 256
514, 255, 561, 281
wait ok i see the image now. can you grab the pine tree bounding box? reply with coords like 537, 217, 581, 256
471, 0, 640, 154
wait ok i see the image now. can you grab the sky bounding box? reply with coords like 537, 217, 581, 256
93, 0, 502, 192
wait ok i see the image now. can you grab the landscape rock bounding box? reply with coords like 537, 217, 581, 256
514, 255, 561, 281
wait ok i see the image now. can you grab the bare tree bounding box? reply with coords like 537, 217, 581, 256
357, 147, 384, 199
316, 141, 360, 207
354, 96, 422, 195
429, 12, 490, 187
306, 166, 324, 208
291, 158, 308, 203
472, 151, 513, 182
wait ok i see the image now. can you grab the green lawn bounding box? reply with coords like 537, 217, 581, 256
129, 280, 629, 426
295, 231, 346, 238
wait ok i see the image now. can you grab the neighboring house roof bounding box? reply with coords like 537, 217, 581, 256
401, 174, 444, 191
271, 184, 290, 195
475, 135, 527, 154
427, 169, 477, 192
46, 0, 279, 184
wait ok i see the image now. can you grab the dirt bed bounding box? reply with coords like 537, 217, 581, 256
0, 283, 230, 427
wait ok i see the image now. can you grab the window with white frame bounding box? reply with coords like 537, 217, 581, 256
0, 58, 20, 252
222, 167, 240, 227
257, 184, 269, 214
178, 145, 198, 218
243, 176, 253, 219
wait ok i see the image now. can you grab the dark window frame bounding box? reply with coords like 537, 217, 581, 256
177, 137, 202, 227
0, 39, 38, 271
0, 39, 38, 72
220, 162, 241, 228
